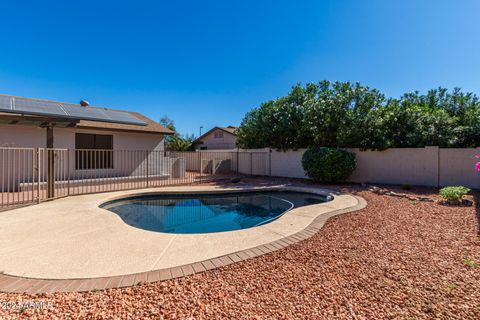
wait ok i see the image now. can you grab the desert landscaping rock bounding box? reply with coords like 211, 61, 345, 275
369, 185, 438, 203
0, 188, 478, 319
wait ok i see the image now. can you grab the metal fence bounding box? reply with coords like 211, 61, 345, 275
0, 148, 270, 210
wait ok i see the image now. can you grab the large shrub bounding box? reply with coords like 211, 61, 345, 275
301, 147, 356, 182
236, 81, 480, 150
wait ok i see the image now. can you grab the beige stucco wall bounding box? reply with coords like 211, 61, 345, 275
270, 149, 307, 179
0, 124, 164, 151
178, 149, 270, 176
59, 127, 166, 179
439, 148, 480, 189
0, 125, 46, 148
252, 147, 479, 188
236, 150, 269, 175
54, 127, 165, 152
180, 150, 238, 173
197, 129, 237, 150
348, 147, 440, 187
169, 147, 480, 188
0, 124, 167, 189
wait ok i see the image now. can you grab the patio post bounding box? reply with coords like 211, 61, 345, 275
67, 149, 70, 196
36, 148, 41, 203
46, 124, 54, 199
31, 148, 35, 203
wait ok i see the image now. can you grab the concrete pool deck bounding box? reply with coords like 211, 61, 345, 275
0, 184, 366, 294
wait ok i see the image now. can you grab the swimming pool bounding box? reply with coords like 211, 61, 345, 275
100, 191, 330, 234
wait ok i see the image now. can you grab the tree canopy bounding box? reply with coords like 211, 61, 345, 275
236, 81, 480, 150
160, 116, 198, 151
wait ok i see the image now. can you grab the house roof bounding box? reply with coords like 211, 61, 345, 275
0, 94, 174, 135
222, 126, 238, 134
76, 112, 174, 135
194, 126, 238, 142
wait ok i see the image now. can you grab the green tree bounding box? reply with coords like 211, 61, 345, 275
160, 116, 199, 151
159, 116, 176, 132
167, 134, 197, 151
237, 81, 387, 150
236, 82, 480, 150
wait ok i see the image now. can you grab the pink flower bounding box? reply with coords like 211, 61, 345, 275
476, 162, 480, 172
476, 154, 480, 159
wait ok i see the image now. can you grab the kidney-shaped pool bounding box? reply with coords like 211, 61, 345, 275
100, 191, 331, 234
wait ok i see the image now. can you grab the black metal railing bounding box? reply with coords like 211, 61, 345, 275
0, 148, 270, 210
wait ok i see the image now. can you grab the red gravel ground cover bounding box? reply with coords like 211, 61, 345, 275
1, 188, 479, 319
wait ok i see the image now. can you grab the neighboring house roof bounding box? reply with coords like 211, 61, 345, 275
222, 126, 238, 135
194, 126, 238, 142
0, 94, 174, 135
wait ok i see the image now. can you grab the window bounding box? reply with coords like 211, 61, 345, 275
75, 133, 113, 169
214, 131, 223, 139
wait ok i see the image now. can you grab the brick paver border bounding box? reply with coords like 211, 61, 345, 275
0, 196, 367, 295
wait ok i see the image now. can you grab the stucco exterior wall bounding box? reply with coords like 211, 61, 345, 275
54, 127, 165, 152
196, 129, 237, 150
179, 149, 270, 176
348, 147, 440, 187
0, 124, 167, 189
236, 150, 269, 175
0, 125, 165, 151
267, 147, 479, 188
56, 127, 166, 179
180, 150, 237, 173
270, 149, 307, 179
439, 148, 480, 189
0, 125, 46, 148
173, 147, 480, 188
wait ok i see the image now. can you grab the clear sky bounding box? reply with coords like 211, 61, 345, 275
0, 0, 479, 136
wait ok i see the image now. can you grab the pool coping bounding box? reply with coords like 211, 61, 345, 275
0, 185, 367, 294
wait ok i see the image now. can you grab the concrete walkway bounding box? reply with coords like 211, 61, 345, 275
0, 184, 365, 293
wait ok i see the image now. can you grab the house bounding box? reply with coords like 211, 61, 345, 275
194, 126, 238, 150
0, 94, 175, 195
0, 94, 173, 150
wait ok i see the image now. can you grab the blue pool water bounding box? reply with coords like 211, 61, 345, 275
100, 191, 328, 234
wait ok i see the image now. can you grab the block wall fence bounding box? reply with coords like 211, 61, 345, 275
225, 147, 479, 189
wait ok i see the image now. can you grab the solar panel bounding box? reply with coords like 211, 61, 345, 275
0, 95, 147, 126
0, 95, 12, 109
14, 98, 66, 115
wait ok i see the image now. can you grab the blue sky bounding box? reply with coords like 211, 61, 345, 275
0, 0, 479, 135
